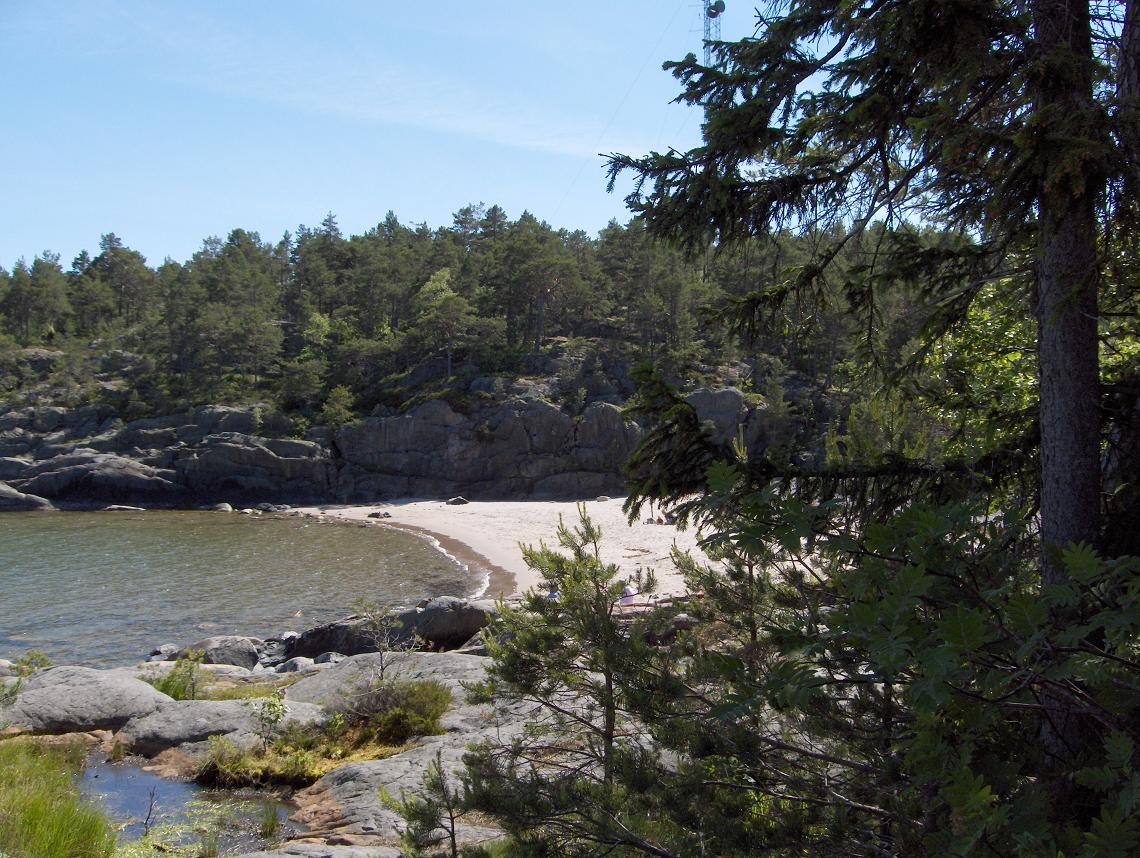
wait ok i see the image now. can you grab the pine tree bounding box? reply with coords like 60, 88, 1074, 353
590, 1, 1140, 852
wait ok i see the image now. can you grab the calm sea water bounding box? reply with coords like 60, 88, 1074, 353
0, 511, 478, 667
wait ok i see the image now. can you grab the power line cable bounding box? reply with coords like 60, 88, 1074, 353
551, 0, 689, 224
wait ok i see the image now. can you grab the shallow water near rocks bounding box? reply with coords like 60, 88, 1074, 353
81, 752, 300, 851
0, 510, 478, 666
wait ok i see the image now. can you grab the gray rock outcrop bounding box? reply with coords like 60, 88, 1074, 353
174, 433, 335, 501
276, 656, 326, 674
17, 452, 182, 502
0, 666, 170, 732
285, 598, 497, 660
283, 650, 489, 712
117, 698, 326, 756
334, 398, 642, 500
178, 635, 262, 669
0, 384, 773, 505
0, 405, 333, 505
0, 457, 32, 480
286, 652, 521, 847
0, 480, 54, 510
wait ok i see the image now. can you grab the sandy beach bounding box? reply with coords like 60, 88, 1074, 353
294, 497, 711, 599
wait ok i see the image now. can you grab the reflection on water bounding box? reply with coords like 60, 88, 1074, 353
0, 511, 475, 666
81, 752, 301, 850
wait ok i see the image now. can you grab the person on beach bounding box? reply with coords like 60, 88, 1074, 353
619, 582, 638, 607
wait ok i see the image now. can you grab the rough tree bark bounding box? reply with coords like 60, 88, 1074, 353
1033, 0, 1102, 583
1032, 0, 1104, 777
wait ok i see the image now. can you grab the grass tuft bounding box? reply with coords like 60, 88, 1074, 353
0, 739, 116, 858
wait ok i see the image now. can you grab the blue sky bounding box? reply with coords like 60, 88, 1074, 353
0, 1, 755, 268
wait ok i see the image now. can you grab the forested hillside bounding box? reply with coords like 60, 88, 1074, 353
0, 206, 940, 456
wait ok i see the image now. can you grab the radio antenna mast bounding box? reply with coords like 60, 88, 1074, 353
703, 1, 725, 65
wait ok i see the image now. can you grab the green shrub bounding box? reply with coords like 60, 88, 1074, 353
1, 649, 54, 706
319, 384, 356, 428
144, 650, 203, 700
194, 680, 451, 789
196, 736, 272, 788
365, 680, 452, 745
251, 690, 289, 751
0, 740, 116, 858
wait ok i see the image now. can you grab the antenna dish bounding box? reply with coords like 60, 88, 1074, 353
702, 0, 725, 63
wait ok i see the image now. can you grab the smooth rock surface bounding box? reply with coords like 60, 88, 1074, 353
284, 651, 489, 712
276, 656, 317, 673
18, 452, 182, 502
178, 635, 260, 669
0, 666, 170, 732
288, 652, 525, 846
117, 698, 326, 756
0, 480, 54, 510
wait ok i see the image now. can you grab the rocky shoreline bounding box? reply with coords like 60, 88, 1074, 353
0, 385, 775, 510
0, 597, 513, 856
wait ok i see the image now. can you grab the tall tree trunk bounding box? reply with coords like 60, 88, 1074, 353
1119, 1, 1140, 178
1032, 0, 1102, 776
1100, 1, 1140, 557
1033, 0, 1101, 579
535, 286, 547, 352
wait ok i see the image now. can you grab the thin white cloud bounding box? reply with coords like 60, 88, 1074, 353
114, 5, 656, 160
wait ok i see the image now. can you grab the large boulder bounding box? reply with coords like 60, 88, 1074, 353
286, 598, 497, 659
0, 427, 38, 457
19, 348, 65, 374
684, 387, 749, 446
0, 480, 54, 510
178, 635, 261, 669
0, 666, 170, 732
190, 405, 291, 436
284, 651, 490, 712
411, 596, 498, 650
684, 386, 780, 456
117, 698, 326, 756
284, 616, 374, 660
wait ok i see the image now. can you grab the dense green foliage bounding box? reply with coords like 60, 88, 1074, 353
0, 740, 117, 858
440, 1, 1140, 856
143, 651, 204, 701
0, 211, 735, 415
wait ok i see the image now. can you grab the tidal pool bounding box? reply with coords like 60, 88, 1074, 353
81, 752, 301, 852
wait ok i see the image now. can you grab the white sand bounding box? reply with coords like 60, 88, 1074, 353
294, 498, 710, 599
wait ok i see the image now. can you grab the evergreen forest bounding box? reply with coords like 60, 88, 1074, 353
0, 206, 923, 447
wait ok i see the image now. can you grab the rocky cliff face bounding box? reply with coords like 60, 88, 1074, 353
335, 397, 641, 500
0, 387, 771, 507
0, 404, 336, 506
